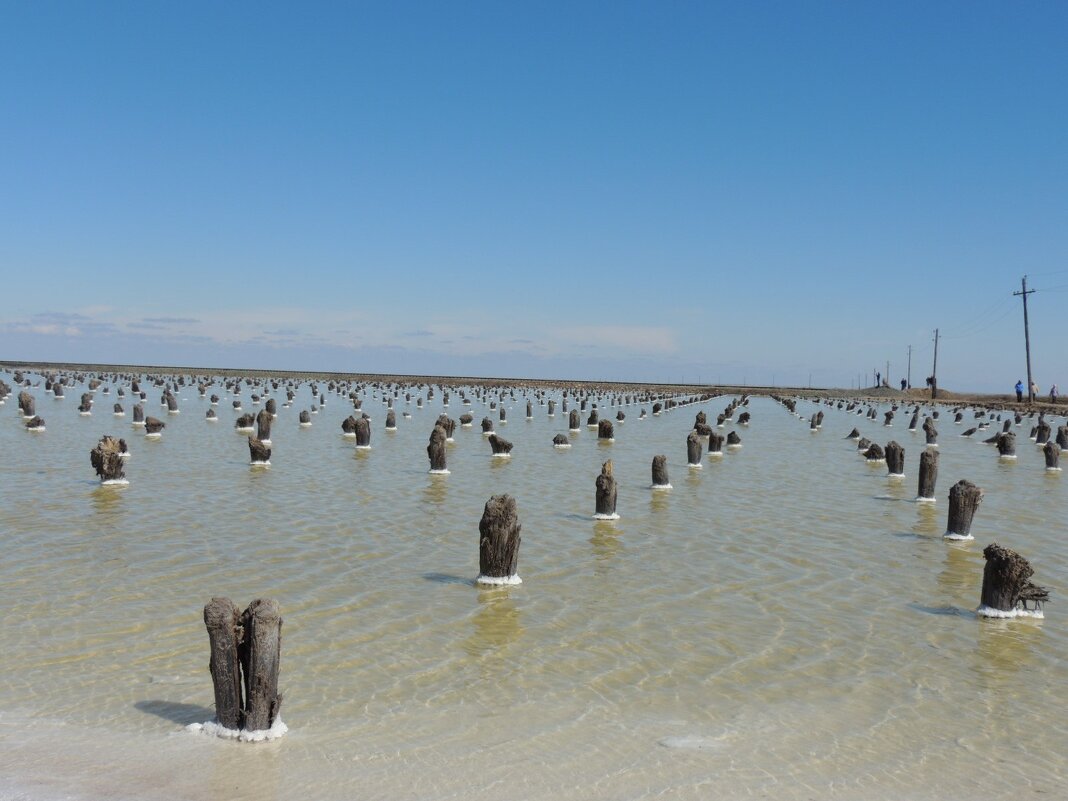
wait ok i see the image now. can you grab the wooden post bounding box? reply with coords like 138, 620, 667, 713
354, 416, 371, 448
587, 409, 599, 427
1056, 425, 1068, 450
548, 399, 556, 416
945, 480, 983, 540
144, 416, 165, 436
203, 597, 244, 731
978, 543, 1049, 618
386, 409, 397, 430
256, 409, 272, 442
708, 431, 724, 454
917, 448, 938, 501
299, 409, 311, 425
1035, 421, 1051, 444
923, 418, 938, 445
726, 431, 742, 447
908, 410, 918, 431
595, 460, 618, 518
686, 431, 702, 465
864, 442, 885, 462
598, 419, 614, 440
90, 435, 126, 483
883, 411, 894, 426
477, 494, 522, 584
568, 409, 580, 431
1044, 441, 1061, 470
248, 438, 271, 465
845, 427, 860, 440
488, 434, 513, 456
241, 599, 283, 731
459, 413, 473, 427
552, 433, 570, 448
884, 441, 904, 476
651, 454, 670, 488
995, 432, 1016, 457
481, 416, 494, 434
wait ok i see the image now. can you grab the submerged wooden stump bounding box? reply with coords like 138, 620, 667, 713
299, 410, 311, 424
845, 427, 861, 440
917, 448, 938, 500
595, 460, 618, 518
598, 419, 614, 440
1044, 441, 1061, 470
708, 431, 724, 454
726, 431, 742, 446
144, 416, 165, 435
341, 415, 358, 434
864, 442, 885, 461
90, 435, 126, 482
459, 413, 473, 426
884, 441, 904, 475
354, 417, 371, 447
24, 415, 45, 430
945, 479, 983, 539
923, 419, 938, 445
241, 599, 283, 731
477, 494, 522, 584
552, 433, 569, 446
979, 544, 1049, 617
587, 410, 599, 426
436, 414, 456, 438
386, 409, 396, 429
908, 411, 919, 431
133, 404, 145, 424
686, 431, 702, 465
256, 409, 273, 442
488, 433, 513, 455
113, 403, 123, 414
1035, 421, 1051, 445
569, 409, 580, 430
481, 416, 494, 434
236, 413, 256, 430
995, 432, 1016, 457
203, 598, 244, 731
651, 454, 670, 487
547, 399, 556, 416
248, 437, 272, 464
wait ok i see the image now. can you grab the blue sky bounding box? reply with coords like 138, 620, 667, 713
1, 1, 1066, 390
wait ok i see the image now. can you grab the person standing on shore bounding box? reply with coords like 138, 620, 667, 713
1050, 384, 1059, 404
1031, 380, 1040, 399
1015, 380, 1024, 402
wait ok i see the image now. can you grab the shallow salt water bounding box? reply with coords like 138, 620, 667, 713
1, 373, 1066, 800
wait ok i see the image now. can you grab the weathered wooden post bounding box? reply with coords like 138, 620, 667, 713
686, 431, 703, 466
547, 399, 556, 416
526, 400, 533, 419
1044, 441, 1061, 471
477, 494, 522, 585
651, 454, 671, 489
459, 412, 473, 427
726, 431, 742, 447
845, 427, 861, 440
944, 480, 982, 540
53, 383, 64, 398
165, 393, 179, 413
256, 409, 273, 443
385, 409, 397, 430
436, 414, 456, 440
144, 417, 165, 437
978, 544, 1049, 618
241, 599, 283, 732
587, 409, 599, 428
917, 448, 938, 501
25, 415, 46, 431
248, 437, 271, 465
995, 432, 1016, 458
131, 403, 145, 425
707, 431, 724, 455
598, 419, 614, 441
569, 409, 580, 432
354, 417, 371, 448
908, 410, 919, 431
481, 416, 494, 435
113, 403, 124, 416
203, 598, 244, 731
488, 433, 513, 456
594, 460, 619, 519
499, 406, 507, 423
552, 433, 571, 448
427, 425, 449, 473
265, 398, 277, 417
923, 418, 938, 446
299, 410, 311, 426
78, 393, 93, 415
90, 435, 127, 484
206, 409, 218, 421
1035, 421, 1051, 445
885, 441, 905, 476
864, 443, 885, 462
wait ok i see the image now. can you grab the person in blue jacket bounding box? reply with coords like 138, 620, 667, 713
1015, 380, 1024, 402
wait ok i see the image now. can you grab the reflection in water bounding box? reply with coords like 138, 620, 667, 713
649, 488, 670, 514
423, 474, 448, 506
973, 617, 1043, 688
937, 540, 982, 604
911, 499, 941, 538
463, 591, 522, 659
90, 483, 126, 519
591, 521, 623, 568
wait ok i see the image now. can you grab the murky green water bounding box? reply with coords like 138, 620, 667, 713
1, 372, 1065, 800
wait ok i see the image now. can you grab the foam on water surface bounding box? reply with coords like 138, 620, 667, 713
976, 605, 1045, 619
476, 573, 522, 586
428, 468, 450, 475
592, 512, 620, 521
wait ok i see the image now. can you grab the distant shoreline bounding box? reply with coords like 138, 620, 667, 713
2, 358, 1062, 413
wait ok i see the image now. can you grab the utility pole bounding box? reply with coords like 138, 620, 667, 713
1014, 276, 1036, 403
931, 328, 939, 399
907, 345, 912, 389
885, 360, 889, 388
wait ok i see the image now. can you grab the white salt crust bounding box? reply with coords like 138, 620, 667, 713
553, 443, 572, 449
145, 432, 162, 439
476, 574, 522, 586
250, 460, 271, 466
592, 513, 620, 521
976, 605, 1044, 619
101, 479, 129, 486
943, 532, 974, 541
428, 469, 450, 475
651, 483, 673, 490
187, 717, 288, 742
915, 496, 936, 503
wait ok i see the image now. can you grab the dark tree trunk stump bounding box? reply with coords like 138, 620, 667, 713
945, 479, 982, 540
885, 441, 904, 475
726, 431, 741, 447
978, 543, 1049, 618
481, 416, 494, 434
708, 431, 724, 454
846, 427, 860, 440
1044, 441, 1061, 470
595, 460, 618, 518
144, 416, 165, 435
386, 409, 397, 429
203, 598, 244, 731
354, 417, 371, 447
995, 432, 1016, 457
241, 599, 283, 731
1035, 421, 1051, 445
552, 433, 569, 447
569, 409, 580, 431
651, 454, 670, 488
90, 435, 127, 483
686, 431, 702, 465
864, 443, 885, 461
256, 409, 273, 442
488, 433, 513, 455
477, 494, 522, 585
248, 438, 272, 464
917, 448, 938, 500
598, 419, 614, 440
